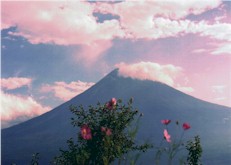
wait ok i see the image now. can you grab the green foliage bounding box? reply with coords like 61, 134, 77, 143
30, 153, 39, 165
53, 98, 151, 165
24, 99, 203, 165
186, 135, 203, 165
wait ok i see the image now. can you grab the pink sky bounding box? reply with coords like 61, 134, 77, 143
1, 1, 231, 128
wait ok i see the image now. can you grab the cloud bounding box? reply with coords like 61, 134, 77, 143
1, 2, 123, 45
95, 0, 221, 20
2, 1, 227, 43
116, 61, 182, 86
212, 85, 226, 93
2, 1, 229, 64
95, 1, 230, 43
40, 80, 95, 101
192, 48, 207, 54
94, 0, 227, 40
214, 97, 226, 101
76, 40, 113, 65
116, 62, 196, 95
2, 1, 125, 64
176, 86, 195, 93
211, 43, 231, 55
199, 22, 231, 41
1, 77, 33, 90
210, 85, 230, 106
1, 91, 51, 128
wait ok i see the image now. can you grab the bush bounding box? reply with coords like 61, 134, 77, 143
53, 98, 151, 165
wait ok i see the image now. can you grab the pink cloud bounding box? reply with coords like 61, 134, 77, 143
2, 1, 228, 64
2, 1, 124, 64
183, 63, 231, 107
40, 80, 95, 101
3, 1, 227, 44
1, 91, 51, 128
1, 77, 33, 90
116, 62, 182, 86
1, 2, 123, 45
1, 22, 11, 30
76, 40, 113, 65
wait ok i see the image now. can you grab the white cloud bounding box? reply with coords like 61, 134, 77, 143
211, 43, 231, 55
116, 62, 196, 95
199, 22, 231, 41
176, 86, 195, 93
212, 85, 226, 93
40, 80, 95, 101
210, 85, 230, 106
192, 48, 207, 54
116, 61, 182, 86
95, 0, 221, 20
94, 0, 229, 41
214, 97, 226, 101
1, 91, 51, 128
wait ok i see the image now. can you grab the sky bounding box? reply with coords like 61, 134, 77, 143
1, 0, 231, 128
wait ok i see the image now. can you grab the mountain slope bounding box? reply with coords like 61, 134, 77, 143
2, 69, 231, 164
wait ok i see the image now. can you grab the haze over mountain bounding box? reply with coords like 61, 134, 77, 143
2, 69, 231, 164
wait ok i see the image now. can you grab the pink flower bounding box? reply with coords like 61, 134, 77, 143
106, 129, 112, 136
183, 123, 191, 130
101, 127, 112, 136
81, 124, 92, 140
106, 98, 117, 110
101, 127, 106, 132
164, 129, 171, 142
161, 119, 171, 125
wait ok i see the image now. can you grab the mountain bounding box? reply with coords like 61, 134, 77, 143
2, 69, 231, 164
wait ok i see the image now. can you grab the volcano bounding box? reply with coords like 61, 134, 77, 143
2, 69, 231, 164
